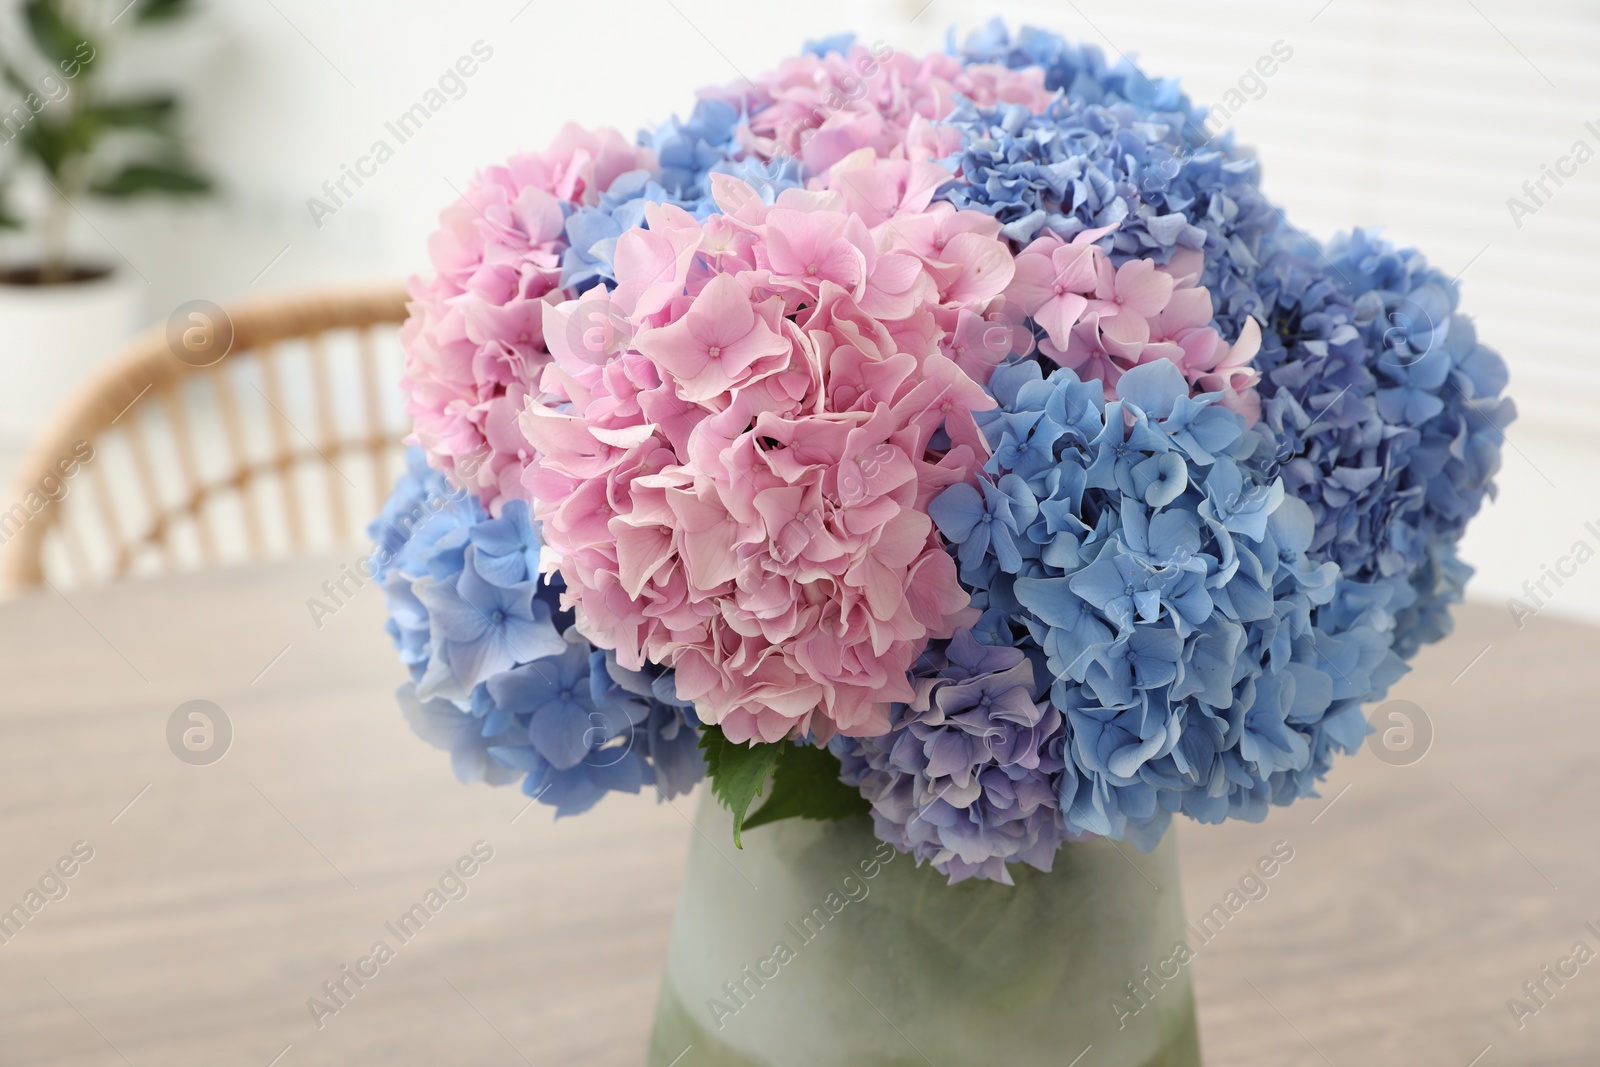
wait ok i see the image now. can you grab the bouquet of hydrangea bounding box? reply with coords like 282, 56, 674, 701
371, 21, 1510, 886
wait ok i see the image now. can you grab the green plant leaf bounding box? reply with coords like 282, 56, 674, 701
698, 725, 783, 849
23, 0, 90, 67
742, 742, 869, 833
135, 0, 195, 21
86, 96, 177, 133
19, 118, 80, 179
0, 57, 33, 98
90, 160, 211, 198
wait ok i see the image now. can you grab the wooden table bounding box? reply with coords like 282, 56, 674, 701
0, 555, 1595, 1066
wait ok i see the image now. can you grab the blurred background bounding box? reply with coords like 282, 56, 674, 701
1, 0, 1594, 617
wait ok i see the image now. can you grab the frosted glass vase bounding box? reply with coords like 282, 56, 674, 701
647, 791, 1203, 1067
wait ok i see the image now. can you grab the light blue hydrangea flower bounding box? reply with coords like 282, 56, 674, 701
371, 449, 704, 817
1249, 226, 1513, 658
413, 546, 566, 703
918, 359, 1397, 847
639, 98, 742, 203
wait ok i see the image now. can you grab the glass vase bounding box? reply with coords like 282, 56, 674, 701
646, 791, 1203, 1067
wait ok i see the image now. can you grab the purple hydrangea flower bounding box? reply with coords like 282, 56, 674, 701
837, 630, 1073, 885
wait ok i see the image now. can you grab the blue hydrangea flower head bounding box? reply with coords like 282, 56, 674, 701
374, 448, 705, 817
908, 360, 1404, 849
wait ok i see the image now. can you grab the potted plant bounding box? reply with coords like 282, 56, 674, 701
0, 0, 210, 460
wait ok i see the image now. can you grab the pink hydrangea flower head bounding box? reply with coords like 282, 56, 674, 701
400, 126, 656, 510
506, 122, 659, 208
1003, 230, 1263, 420
519, 163, 1018, 745
815, 150, 1027, 388
702, 43, 1054, 174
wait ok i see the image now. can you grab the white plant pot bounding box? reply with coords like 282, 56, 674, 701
0, 269, 145, 475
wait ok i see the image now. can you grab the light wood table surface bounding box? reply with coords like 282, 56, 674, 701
0, 554, 1596, 1066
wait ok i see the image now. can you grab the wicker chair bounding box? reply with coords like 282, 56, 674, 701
1, 286, 413, 593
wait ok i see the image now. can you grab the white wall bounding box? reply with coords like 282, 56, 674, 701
4, 0, 1596, 622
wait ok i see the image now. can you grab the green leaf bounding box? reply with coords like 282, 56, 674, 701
742, 742, 869, 833
86, 96, 178, 133
0, 58, 33, 98
135, 0, 196, 21
19, 118, 80, 179
90, 160, 212, 198
699, 725, 783, 849
23, 0, 90, 67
